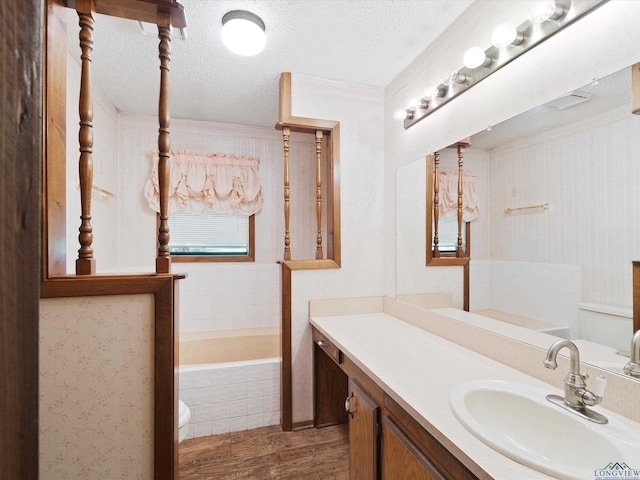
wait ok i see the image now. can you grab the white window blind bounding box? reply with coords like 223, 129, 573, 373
433, 218, 466, 253
168, 211, 249, 255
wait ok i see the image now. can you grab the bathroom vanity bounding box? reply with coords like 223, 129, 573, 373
310, 304, 640, 480
313, 326, 478, 479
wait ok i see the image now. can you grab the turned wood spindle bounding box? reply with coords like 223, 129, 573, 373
283, 127, 291, 261
75, 1, 96, 275
456, 144, 464, 257
156, 12, 172, 274
315, 130, 324, 259
433, 151, 440, 258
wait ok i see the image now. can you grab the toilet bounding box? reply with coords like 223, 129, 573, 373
179, 400, 191, 443
578, 303, 633, 357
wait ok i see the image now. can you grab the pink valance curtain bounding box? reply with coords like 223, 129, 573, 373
437, 171, 479, 222
144, 150, 262, 215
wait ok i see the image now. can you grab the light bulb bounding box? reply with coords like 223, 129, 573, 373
491, 24, 524, 47
423, 86, 436, 98
221, 11, 267, 56
393, 110, 407, 120
528, 1, 565, 24
407, 98, 420, 111
463, 47, 490, 69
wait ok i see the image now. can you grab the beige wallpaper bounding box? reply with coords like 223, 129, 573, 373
39, 294, 154, 480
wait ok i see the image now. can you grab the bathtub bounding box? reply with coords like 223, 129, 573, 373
178, 327, 281, 440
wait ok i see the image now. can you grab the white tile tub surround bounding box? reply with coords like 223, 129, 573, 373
179, 358, 281, 439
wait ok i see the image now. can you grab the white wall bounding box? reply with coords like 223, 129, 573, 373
386, 0, 640, 302
473, 103, 640, 335
117, 115, 317, 332
289, 74, 385, 423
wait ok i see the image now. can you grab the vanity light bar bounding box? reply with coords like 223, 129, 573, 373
402, 0, 608, 130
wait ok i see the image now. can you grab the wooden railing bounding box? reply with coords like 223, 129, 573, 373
281, 126, 327, 261
49, 2, 187, 479
67, 0, 185, 276
426, 139, 471, 311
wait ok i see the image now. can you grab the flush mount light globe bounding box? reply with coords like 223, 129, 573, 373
221, 10, 266, 56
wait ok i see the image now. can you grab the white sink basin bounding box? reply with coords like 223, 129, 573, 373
450, 380, 640, 480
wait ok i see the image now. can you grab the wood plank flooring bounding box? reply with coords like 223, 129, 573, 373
179, 424, 349, 479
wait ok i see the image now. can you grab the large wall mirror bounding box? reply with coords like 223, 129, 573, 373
396, 64, 640, 379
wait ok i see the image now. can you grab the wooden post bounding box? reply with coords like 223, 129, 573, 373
456, 144, 464, 257
156, 12, 172, 274
433, 151, 440, 258
632, 63, 640, 115
315, 130, 323, 259
75, 0, 96, 275
283, 127, 291, 260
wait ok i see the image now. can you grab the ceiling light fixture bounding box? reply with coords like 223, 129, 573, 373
221, 10, 266, 56
398, 0, 607, 130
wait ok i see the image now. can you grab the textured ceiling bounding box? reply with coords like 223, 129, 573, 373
66, 0, 473, 128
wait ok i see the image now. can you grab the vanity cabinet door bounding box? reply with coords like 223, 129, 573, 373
346, 379, 380, 480
313, 329, 348, 427
381, 416, 446, 480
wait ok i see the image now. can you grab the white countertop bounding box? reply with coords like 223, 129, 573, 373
310, 312, 632, 480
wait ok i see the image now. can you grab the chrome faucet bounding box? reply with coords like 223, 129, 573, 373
543, 339, 608, 424
623, 330, 640, 378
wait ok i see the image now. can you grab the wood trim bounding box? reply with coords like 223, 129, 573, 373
329, 123, 341, 266
2, 0, 43, 477
154, 277, 178, 479
277, 71, 342, 432
75, 0, 97, 275
43, 0, 68, 278
155, 10, 172, 274
41, 274, 183, 479
277, 72, 341, 267
292, 420, 315, 431
281, 263, 293, 431
633, 63, 640, 115
634, 261, 640, 332
283, 259, 340, 271
61, 0, 187, 28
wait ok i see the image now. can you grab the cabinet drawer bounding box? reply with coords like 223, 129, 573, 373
313, 329, 341, 365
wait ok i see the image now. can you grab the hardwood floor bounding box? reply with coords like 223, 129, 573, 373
179, 424, 349, 479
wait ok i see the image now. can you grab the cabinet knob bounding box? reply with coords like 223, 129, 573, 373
345, 393, 354, 417
318, 340, 328, 348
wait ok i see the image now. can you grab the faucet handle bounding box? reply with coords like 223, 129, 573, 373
594, 375, 607, 398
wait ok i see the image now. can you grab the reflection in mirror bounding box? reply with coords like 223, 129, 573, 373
396, 65, 639, 379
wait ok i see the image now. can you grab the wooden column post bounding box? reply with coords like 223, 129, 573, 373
283, 127, 291, 260
315, 130, 323, 260
156, 12, 172, 274
75, 0, 96, 275
433, 151, 440, 258
456, 144, 464, 257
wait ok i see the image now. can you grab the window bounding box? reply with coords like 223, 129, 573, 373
168, 211, 255, 262
432, 218, 466, 253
